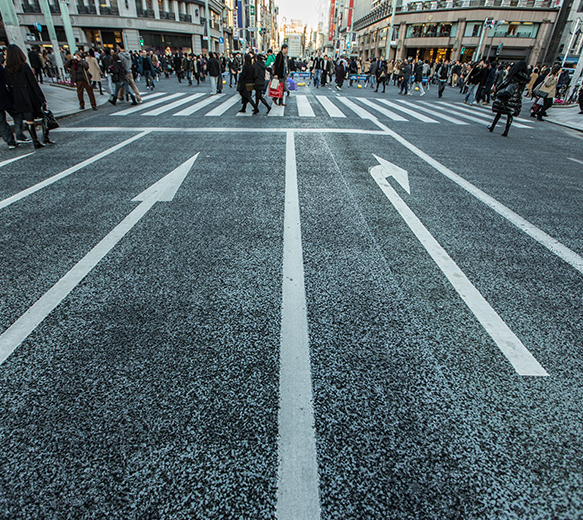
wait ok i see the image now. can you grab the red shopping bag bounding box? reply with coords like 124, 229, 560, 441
269, 81, 284, 99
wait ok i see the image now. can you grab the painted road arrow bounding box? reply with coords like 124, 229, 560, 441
370, 155, 548, 377
0, 153, 199, 366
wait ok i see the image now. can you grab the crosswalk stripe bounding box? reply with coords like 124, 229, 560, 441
376, 99, 439, 123
296, 95, 315, 117
315, 95, 346, 117
455, 102, 533, 124
432, 101, 492, 124
392, 99, 468, 125
173, 94, 225, 116
268, 103, 285, 117
139, 91, 164, 100
336, 97, 377, 119
206, 94, 240, 116
353, 97, 408, 121
112, 93, 185, 116
141, 93, 204, 116
441, 102, 532, 129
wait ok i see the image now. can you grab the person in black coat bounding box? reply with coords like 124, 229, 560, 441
4, 44, 49, 148
254, 54, 271, 114
273, 44, 289, 106
0, 63, 18, 149
238, 54, 259, 114
28, 46, 44, 84
488, 61, 529, 137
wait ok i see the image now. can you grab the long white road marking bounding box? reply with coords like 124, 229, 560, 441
206, 94, 240, 116
371, 156, 548, 376
440, 102, 532, 129
0, 153, 34, 169
336, 96, 377, 120
112, 93, 185, 116
0, 132, 150, 211
392, 99, 469, 125
376, 99, 439, 123
567, 157, 583, 165
0, 153, 198, 366
277, 131, 321, 520
419, 101, 490, 125
268, 103, 285, 116
141, 93, 204, 115
315, 95, 346, 117
373, 121, 583, 275
296, 95, 315, 117
173, 94, 225, 116
138, 91, 165, 100
354, 98, 408, 121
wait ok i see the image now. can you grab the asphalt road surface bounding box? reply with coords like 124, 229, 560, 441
1, 75, 582, 519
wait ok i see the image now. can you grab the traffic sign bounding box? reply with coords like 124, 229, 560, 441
219, 36, 224, 44
461, 47, 465, 54
35, 22, 43, 32
249, 5, 254, 15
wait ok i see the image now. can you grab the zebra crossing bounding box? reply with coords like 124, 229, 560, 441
108, 91, 533, 129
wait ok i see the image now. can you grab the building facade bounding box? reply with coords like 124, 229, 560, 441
352, 0, 560, 65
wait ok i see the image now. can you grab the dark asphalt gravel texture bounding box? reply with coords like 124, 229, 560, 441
1, 76, 582, 519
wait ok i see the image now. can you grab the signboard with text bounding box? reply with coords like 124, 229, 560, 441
328, 0, 335, 41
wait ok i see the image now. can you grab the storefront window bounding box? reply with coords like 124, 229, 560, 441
406, 22, 457, 38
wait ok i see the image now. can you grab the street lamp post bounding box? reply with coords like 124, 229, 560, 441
384, 0, 397, 61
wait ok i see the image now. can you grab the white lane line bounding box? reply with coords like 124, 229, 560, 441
173, 94, 225, 116
370, 166, 548, 377
376, 99, 439, 123
336, 96, 377, 120
268, 103, 285, 117
0, 153, 34, 169
442, 102, 532, 129
567, 157, 583, 165
373, 120, 583, 275
0, 132, 150, 210
277, 131, 321, 520
353, 97, 408, 121
392, 99, 468, 125
141, 93, 204, 115
456, 101, 534, 124
206, 94, 240, 116
112, 93, 185, 116
315, 95, 346, 117
296, 95, 315, 117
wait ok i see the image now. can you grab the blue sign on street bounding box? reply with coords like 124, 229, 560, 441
348, 74, 368, 81
35, 22, 43, 32
291, 72, 310, 78
219, 37, 224, 44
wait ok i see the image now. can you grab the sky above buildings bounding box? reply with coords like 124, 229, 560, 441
277, 0, 330, 30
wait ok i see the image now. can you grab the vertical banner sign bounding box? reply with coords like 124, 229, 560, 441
328, 0, 335, 41
347, 0, 354, 28
237, 0, 243, 30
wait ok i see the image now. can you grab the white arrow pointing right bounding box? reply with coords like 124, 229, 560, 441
370, 156, 548, 377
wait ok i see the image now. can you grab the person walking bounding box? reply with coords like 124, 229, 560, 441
313, 51, 324, 88
116, 46, 142, 104
254, 53, 271, 114
207, 52, 221, 95
28, 46, 44, 84
525, 67, 539, 98
335, 58, 346, 90
173, 53, 183, 82
107, 52, 138, 106
273, 44, 290, 106
532, 65, 559, 121
86, 49, 103, 95
437, 60, 449, 98
488, 61, 529, 137
464, 60, 485, 104
4, 44, 51, 148
65, 51, 97, 111
0, 63, 18, 149
139, 49, 156, 90
238, 53, 259, 114
100, 48, 114, 94
375, 60, 387, 93
399, 59, 412, 94
368, 57, 378, 89
411, 60, 425, 95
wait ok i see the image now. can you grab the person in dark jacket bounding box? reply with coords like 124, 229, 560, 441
173, 53, 183, 82
488, 61, 529, 137
273, 44, 289, 106
207, 52, 221, 95
107, 53, 137, 106
65, 51, 97, 111
375, 60, 387, 93
335, 59, 346, 90
437, 60, 449, 98
238, 54, 259, 114
254, 54, 271, 114
464, 60, 485, 104
28, 46, 44, 84
0, 63, 18, 149
398, 59, 412, 95
4, 45, 52, 147
480, 62, 497, 105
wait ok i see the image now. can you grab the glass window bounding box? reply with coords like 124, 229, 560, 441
578, 0, 583, 11
464, 22, 482, 38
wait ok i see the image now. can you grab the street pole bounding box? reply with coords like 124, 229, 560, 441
384, 0, 397, 61
204, 0, 211, 54
565, 35, 583, 102
475, 19, 490, 62
38, 0, 66, 80
0, 0, 28, 53
562, 18, 581, 68
59, 0, 77, 54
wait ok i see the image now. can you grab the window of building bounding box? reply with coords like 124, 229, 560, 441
578, 0, 583, 11
464, 22, 482, 38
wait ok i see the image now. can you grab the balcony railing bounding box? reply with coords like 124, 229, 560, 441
137, 8, 155, 17
159, 10, 175, 19
49, 4, 59, 12
76, 4, 97, 13
179, 13, 192, 22
21, 3, 41, 12
354, 0, 556, 30
99, 5, 119, 14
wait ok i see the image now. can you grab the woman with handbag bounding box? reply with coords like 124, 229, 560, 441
253, 54, 271, 114
4, 44, 51, 148
488, 61, 530, 137
238, 54, 259, 114
87, 49, 103, 95
532, 66, 559, 121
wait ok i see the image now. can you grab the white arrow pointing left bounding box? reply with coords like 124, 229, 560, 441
0, 153, 199, 366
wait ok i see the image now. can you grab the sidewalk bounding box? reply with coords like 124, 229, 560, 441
546, 104, 583, 133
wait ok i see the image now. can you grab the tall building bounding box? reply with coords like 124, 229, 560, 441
352, 0, 560, 65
